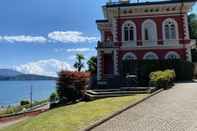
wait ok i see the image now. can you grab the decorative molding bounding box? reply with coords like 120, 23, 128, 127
184, 14, 190, 39
165, 51, 180, 59
112, 18, 118, 42
186, 47, 192, 62
113, 49, 119, 75
143, 52, 159, 60
97, 50, 102, 81
122, 52, 137, 60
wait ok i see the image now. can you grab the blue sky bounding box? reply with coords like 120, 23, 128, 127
0, 0, 197, 76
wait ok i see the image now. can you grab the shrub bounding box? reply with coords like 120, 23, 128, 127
149, 70, 176, 89
49, 92, 59, 102
20, 100, 30, 106
56, 71, 90, 103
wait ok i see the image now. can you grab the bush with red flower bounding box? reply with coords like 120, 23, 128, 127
56, 71, 90, 103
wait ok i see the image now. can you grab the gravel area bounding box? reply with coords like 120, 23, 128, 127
91, 82, 197, 131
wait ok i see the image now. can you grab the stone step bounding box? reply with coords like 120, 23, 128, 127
86, 90, 149, 95
85, 87, 158, 101
85, 92, 147, 101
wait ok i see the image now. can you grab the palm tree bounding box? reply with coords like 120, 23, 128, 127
87, 56, 97, 74
73, 54, 85, 72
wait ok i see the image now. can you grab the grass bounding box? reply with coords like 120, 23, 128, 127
1, 94, 147, 131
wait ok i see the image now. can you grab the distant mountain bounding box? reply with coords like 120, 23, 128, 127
0, 69, 57, 81
0, 69, 23, 77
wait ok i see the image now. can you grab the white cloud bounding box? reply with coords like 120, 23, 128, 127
66, 48, 95, 52
13, 59, 73, 77
48, 31, 98, 43
0, 31, 98, 44
54, 48, 95, 53
0, 35, 47, 43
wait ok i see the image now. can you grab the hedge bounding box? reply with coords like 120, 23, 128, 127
149, 70, 176, 89
120, 60, 193, 86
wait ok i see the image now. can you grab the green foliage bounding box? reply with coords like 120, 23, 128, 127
192, 49, 197, 62
121, 60, 193, 86
73, 54, 85, 72
188, 13, 197, 40
49, 92, 59, 102
87, 56, 97, 74
20, 100, 30, 106
149, 70, 176, 89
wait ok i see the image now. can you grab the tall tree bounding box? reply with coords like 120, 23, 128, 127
188, 13, 197, 40
73, 54, 85, 72
87, 56, 97, 74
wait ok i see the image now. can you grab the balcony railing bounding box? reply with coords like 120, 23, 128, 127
97, 39, 194, 49
97, 41, 114, 48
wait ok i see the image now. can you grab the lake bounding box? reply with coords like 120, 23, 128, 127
0, 80, 56, 106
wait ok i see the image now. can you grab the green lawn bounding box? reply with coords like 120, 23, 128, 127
1, 94, 147, 131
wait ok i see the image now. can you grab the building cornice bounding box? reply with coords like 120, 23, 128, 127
105, 0, 197, 8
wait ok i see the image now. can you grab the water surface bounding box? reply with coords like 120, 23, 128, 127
0, 80, 56, 106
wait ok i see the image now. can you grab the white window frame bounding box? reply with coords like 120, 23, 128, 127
122, 20, 137, 42
163, 18, 179, 41
142, 19, 158, 46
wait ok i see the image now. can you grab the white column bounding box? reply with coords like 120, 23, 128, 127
184, 14, 190, 39
112, 18, 118, 42
113, 49, 119, 75
186, 46, 192, 62
97, 50, 102, 81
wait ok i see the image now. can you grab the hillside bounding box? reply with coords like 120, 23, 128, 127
0, 69, 57, 80
0, 69, 23, 77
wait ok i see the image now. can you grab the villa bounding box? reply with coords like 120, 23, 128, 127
96, 0, 196, 85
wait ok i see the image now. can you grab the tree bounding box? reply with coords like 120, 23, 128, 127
87, 56, 97, 74
73, 54, 85, 72
188, 13, 197, 40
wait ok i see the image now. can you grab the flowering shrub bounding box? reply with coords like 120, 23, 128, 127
149, 70, 176, 89
56, 71, 90, 103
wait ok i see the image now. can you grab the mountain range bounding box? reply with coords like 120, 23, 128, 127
0, 69, 57, 81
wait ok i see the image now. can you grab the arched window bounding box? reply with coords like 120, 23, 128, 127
122, 52, 137, 60
142, 19, 157, 41
165, 51, 180, 60
122, 21, 136, 41
163, 18, 178, 40
143, 52, 159, 60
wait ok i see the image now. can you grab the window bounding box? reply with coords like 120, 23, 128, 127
124, 27, 129, 41
129, 27, 134, 41
123, 52, 137, 60
142, 20, 157, 42
122, 21, 136, 41
165, 51, 180, 60
163, 19, 178, 40
143, 52, 159, 60
145, 28, 149, 40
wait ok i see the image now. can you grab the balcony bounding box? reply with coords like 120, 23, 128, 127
97, 41, 114, 48
97, 39, 194, 49
121, 40, 185, 48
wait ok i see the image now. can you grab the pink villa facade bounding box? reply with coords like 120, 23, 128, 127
96, 0, 196, 83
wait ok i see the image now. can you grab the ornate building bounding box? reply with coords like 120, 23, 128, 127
96, 0, 196, 83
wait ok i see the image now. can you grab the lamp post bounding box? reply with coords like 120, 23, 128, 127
30, 85, 33, 108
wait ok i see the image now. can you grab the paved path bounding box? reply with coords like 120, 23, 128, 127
0, 117, 28, 129
92, 82, 197, 131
